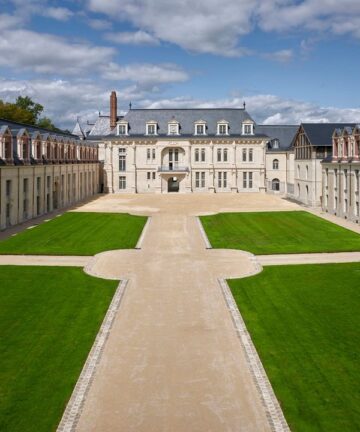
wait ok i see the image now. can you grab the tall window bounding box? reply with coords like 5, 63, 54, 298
147, 148, 155, 162
273, 159, 279, 170
195, 148, 199, 162
223, 172, 227, 188
119, 176, 126, 190
119, 148, 126, 171
218, 172, 227, 188
223, 148, 228, 162
249, 172, 253, 188
201, 172, 205, 188
249, 148, 253, 162
217, 148, 222, 162
118, 123, 128, 135
218, 172, 222, 188
243, 124, 252, 135
242, 149, 247, 162
201, 148, 206, 162
344, 169, 348, 191
6, 180, 11, 197
243, 172, 247, 188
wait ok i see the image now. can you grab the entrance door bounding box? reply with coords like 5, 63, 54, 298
168, 177, 179, 192
168, 149, 179, 171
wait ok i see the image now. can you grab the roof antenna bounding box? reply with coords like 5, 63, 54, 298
129, 101, 132, 110
243, 101, 246, 109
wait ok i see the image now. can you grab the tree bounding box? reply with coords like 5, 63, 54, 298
0, 97, 65, 132
15, 96, 44, 124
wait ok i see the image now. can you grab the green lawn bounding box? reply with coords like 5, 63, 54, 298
0, 212, 147, 255
200, 211, 360, 254
228, 263, 360, 432
0, 266, 118, 432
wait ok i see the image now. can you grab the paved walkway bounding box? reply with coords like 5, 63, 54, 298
1, 193, 360, 431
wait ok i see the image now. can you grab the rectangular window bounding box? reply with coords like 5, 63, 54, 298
201, 172, 205, 188
47, 176, 51, 189
119, 148, 126, 171
196, 124, 205, 135
147, 172, 151, 180
223, 148, 228, 162
6, 203, 10, 218
195, 148, 199, 162
147, 148, 151, 161
201, 148, 206, 162
37, 177, 41, 193
243, 172, 247, 188
147, 124, 156, 135
118, 124, 127, 135
23, 178, 28, 194
244, 124, 252, 135
6, 180, 11, 197
218, 124, 227, 135
119, 176, 126, 190
195, 172, 200, 188
152, 148, 155, 160
217, 149, 222, 162
218, 171, 222, 188
223, 172, 227, 188
242, 149, 247, 162
249, 148, 253, 162
249, 172, 253, 188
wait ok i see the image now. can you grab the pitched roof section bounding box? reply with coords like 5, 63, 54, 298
72, 119, 85, 139
120, 108, 255, 136
301, 123, 357, 147
0, 118, 78, 140
256, 125, 298, 150
88, 115, 112, 136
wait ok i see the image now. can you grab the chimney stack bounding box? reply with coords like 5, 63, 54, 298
110, 91, 117, 129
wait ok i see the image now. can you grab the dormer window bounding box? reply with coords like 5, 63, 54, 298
194, 120, 206, 135
168, 120, 180, 136
242, 120, 254, 135
273, 139, 279, 149
146, 122, 157, 136
217, 121, 229, 135
117, 121, 128, 136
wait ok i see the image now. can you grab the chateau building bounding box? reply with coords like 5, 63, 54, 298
292, 123, 356, 206
0, 119, 100, 230
321, 125, 360, 223
83, 92, 297, 195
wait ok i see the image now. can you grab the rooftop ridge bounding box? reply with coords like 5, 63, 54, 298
0, 117, 76, 137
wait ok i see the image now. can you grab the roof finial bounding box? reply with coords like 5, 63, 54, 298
243, 101, 246, 110
129, 101, 132, 110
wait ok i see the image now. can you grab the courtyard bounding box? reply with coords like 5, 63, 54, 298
0, 193, 359, 432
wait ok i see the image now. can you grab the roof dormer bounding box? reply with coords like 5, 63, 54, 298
242, 119, 255, 136
168, 119, 180, 136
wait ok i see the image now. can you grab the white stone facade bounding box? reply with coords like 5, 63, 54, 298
100, 137, 268, 194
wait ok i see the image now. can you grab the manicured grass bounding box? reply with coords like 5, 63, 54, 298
200, 211, 360, 254
0, 212, 147, 255
0, 266, 118, 432
228, 263, 360, 432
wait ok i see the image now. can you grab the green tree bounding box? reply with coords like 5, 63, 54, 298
0, 100, 34, 124
15, 96, 44, 124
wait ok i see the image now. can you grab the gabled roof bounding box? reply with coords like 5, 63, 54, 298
301, 123, 357, 147
72, 119, 85, 139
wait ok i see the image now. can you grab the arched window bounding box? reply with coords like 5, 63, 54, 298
272, 178, 280, 191
273, 159, 279, 170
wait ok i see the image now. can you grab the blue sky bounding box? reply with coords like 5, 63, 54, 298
0, 0, 360, 129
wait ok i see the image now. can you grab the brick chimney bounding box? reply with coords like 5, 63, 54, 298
110, 91, 117, 129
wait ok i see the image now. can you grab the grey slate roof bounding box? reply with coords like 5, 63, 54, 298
88, 115, 112, 136
256, 125, 298, 151
119, 108, 255, 136
72, 119, 85, 139
302, 123, 357, 147
0, 118, 79, 140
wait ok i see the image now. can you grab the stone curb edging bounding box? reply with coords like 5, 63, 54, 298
57, 279, 128, 432
135, 216, 152, 249
196, 216, 212, 249
218, 278, 290, 432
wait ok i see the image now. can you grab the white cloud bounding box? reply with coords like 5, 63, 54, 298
105, 31, 159, 46
88, 0, 360, 56
262, 49, 293, 63
42, 7, 74, 21
0, 28, 114, 75
102, 63, 189, 85
88, 18, 113, 30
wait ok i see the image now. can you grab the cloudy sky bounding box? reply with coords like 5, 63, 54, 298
0, 0, 360, 129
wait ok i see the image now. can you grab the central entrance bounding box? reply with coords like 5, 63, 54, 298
168, 177, 179, 192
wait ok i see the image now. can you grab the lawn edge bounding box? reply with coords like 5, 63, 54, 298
135, 216, 151, 249
57, 279, 127, 432
218, 278, 290, 432
196, 216, 212, 249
